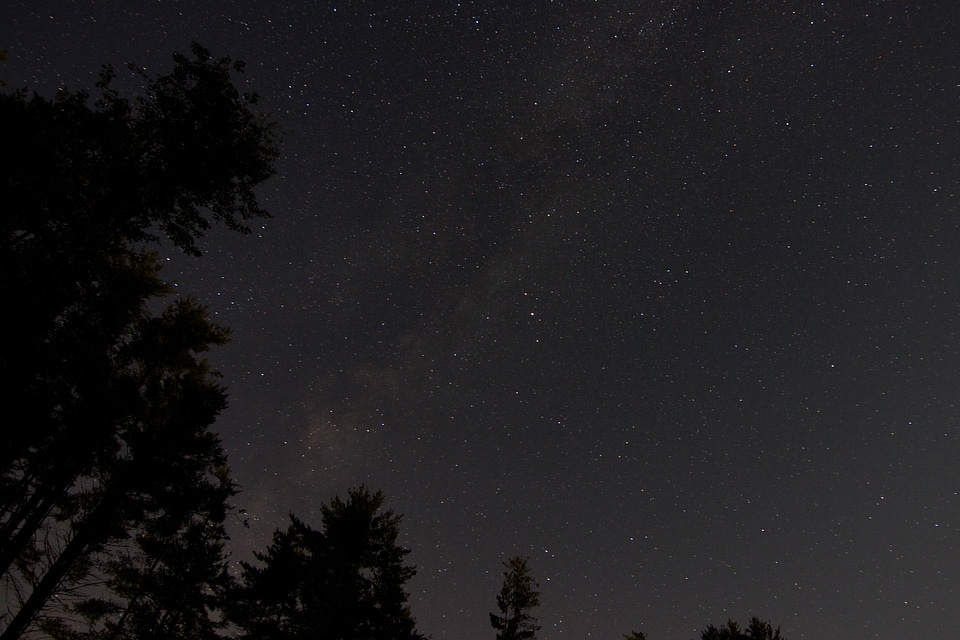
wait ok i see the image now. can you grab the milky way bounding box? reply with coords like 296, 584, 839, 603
3, 2, 960, 638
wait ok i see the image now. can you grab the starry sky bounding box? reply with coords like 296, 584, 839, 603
4, 2, 960, 638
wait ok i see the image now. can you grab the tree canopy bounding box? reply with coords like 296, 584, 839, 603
228, 486, 424, 640
0, 43, 277, 640
699, 617, 786, 640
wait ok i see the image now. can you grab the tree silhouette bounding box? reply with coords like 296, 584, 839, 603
0, 42, 277, 639
2, 296, 238, 640
38, 413, 238, 640
489, 556, 541, 640
229, 486, 423, 640
700, 617, 785, 640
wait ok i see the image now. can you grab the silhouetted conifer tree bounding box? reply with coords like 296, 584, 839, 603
228, 486, 423, 640
489, 556, 541, 640
700, 616, 785, 640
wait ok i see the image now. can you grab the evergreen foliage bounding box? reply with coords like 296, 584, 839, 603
489, 556, 541, 640
700, 617, 785, 640
228, 486, 424, 640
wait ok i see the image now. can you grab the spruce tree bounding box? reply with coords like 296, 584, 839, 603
229, 487, 423, 640
489, 556, 541, 640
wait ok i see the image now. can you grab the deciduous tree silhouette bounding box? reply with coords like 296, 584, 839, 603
489, 556, 541, 640
0, 42, 277, 639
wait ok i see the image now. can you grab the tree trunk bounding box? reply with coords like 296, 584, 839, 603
0, 473, 76, 578
0, 495, 116, 640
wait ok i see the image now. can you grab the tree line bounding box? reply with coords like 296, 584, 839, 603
0, 44, 785, 640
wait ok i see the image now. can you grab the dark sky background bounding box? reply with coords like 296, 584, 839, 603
4, 1, 960, 638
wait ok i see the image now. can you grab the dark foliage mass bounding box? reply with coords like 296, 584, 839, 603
699, 617, 785, 640
0, 43, 276, 640
621, 617, 785, 640
227, 486, 423, 640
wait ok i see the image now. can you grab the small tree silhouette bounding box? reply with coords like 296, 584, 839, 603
490, 556, 542, 640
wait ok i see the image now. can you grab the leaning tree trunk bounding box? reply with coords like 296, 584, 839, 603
0, 494, 117, 640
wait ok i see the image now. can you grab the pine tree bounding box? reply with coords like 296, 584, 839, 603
489, 556, 541, 640
229, 487, 424, 640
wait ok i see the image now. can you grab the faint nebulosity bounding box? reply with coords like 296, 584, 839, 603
3, 2, 960, 638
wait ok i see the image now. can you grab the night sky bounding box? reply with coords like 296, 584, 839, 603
4, 2, 960, 638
